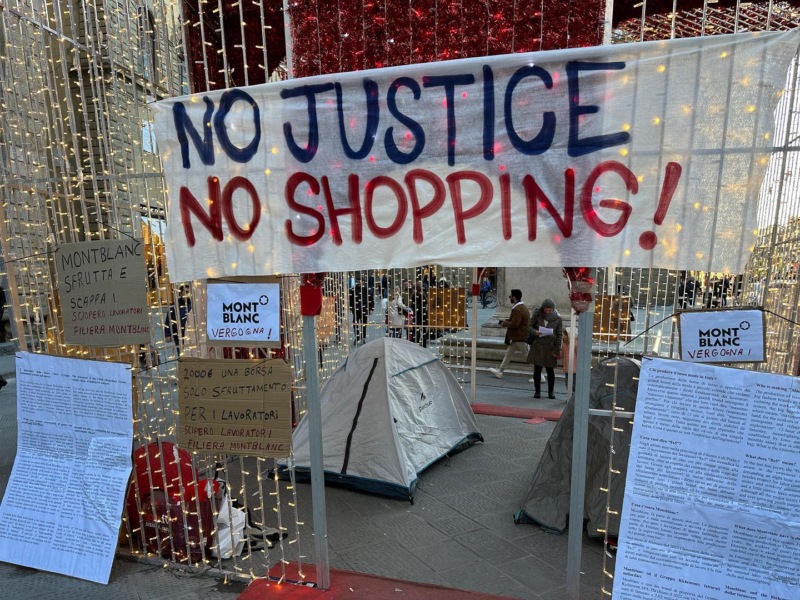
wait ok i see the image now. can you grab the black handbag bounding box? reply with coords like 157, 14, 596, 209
504, 332, 510, 346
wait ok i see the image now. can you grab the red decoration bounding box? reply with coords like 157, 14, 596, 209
300, 272, 326, 316
563, 267, 595, 314
302, 272, 327, 287
287, 0, 605, 78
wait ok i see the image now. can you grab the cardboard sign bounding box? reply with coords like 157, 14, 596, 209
206, 280, 280, 345
178, 357, 292, 457
150, 30, 800, 280
55, 239, 150, 346
678, 308, 765, 363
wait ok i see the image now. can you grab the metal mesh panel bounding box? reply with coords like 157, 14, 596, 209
2, 0, 800, 594
600, 3, 800, 597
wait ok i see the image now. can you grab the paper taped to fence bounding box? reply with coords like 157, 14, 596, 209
206, 281, 281, 345
678, 308, 765, 363
615, 358, 800, 600
0, 353, 132, 584
151, 30, 800, 280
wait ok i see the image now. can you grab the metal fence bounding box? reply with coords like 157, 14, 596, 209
1, 0, 799, 594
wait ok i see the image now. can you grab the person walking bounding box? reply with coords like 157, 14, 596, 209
721, 275, 731, 306
163, 284, 192, 356
479, 277, 491, 308
527, 298, 563, 399
489, 289, 530, 379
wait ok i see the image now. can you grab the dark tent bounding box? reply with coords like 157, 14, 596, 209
515, 357, 640, 538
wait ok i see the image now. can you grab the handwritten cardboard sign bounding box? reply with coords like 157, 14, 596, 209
55, 239, 150, 346
150, 31, 799, 279
178, 357, 292, 457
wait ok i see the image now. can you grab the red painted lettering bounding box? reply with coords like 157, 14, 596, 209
285, 172, 325, 246
321, 174, 362, 245
580, 161, 636, 237
364, 175, 407, 238
499, 173, 512, 240
447, 170, 492, 244
180, 176, 223, 247
405, 169, 445, 244
522, 169, 575, 241
222, 176, 260, 241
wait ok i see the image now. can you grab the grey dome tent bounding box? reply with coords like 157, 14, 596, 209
279, 337, 483, 500
514, 356, 640, 538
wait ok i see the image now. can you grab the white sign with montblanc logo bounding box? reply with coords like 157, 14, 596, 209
678, 308, 765, 363
206, 281, 280, 345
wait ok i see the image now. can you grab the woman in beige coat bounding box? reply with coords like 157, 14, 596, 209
527, 298, 563, 399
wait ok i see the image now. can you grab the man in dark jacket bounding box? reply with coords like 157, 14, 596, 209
489, 289, 530, 379
349, 276, 373, 346
410, 280, 429, 347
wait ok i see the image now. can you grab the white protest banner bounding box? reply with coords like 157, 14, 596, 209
615, 357, 800, 600
0, 353, 132, 585
151, 31, 799, 281
679, 308, 765, 363
55, 239, 150, 346
206, 280, 280, 344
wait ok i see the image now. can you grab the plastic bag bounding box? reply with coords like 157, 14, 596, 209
212, 495, 247, 559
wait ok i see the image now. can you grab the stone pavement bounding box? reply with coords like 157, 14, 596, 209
0, 323, 610, 599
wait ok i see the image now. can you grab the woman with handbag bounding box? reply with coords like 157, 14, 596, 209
527, 298, 563, 399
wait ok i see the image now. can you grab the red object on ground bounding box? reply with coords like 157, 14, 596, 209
132, 441, 197, 501
238, 563, 519, 600
471, 403, 562, 422
126, 441, 207, 541
140, 489, 214, 563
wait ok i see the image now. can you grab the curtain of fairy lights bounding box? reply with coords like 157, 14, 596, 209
599, 2, 800, 598
5, 0, 800, 593
0, 0, 306, 583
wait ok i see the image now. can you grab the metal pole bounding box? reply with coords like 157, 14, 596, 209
470, 267, 479, 404
567, 310, 576, 397
282, 0, 294, 78
565, 272, 596, 599
301, 315, 330, 589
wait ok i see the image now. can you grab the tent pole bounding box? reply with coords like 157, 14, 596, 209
565, 271, 595, 599
301, 315, 330, 589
